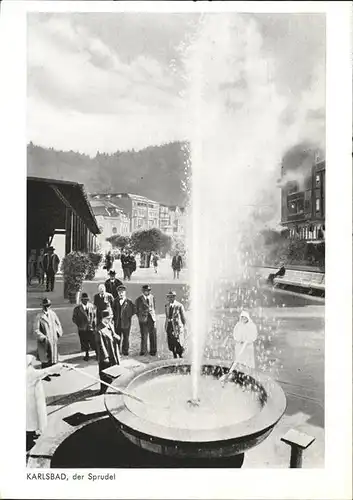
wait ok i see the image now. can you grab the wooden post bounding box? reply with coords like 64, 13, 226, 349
65, 208, 72, 255
281, 429, 315, 468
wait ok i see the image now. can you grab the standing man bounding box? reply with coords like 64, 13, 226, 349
165, 291, 186, 358
93, 284, 114, 325
112, 285, 136, 356
72, 292, 97, 361
36, 248, 45, 286
172, 251, 183, 279
120, 251, 129, 280
104, 270, 123, 299
135, 285, 157, 356
95, 310, 120, 394
33, 298, 63, 368
43, 246, 60, 292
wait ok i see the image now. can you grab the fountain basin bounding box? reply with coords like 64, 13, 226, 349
105, 359, 286, 460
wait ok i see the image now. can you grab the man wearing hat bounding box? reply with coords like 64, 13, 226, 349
72, 292, 97, 361
33, 298, 63, 368
165, 291, 186, 358
43, 246, 60, 292
93, 284, 114, 325
112, 285, 136, 356
104, 270, 123, 299
135, 285, 157, 356
95, 309, 120, 394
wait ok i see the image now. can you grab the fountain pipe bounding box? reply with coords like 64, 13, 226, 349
61, 363, 147, 405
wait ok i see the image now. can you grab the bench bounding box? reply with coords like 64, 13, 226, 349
274, 271, 325, 290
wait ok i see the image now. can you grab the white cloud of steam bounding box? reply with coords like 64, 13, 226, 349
182, 14, 325, 369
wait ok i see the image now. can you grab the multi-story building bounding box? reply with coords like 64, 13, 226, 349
89, 198, 130, 252
90, 193, 160, 233
169, 205, 186, 237
159, 204, 174, 235
281, 156, 325, 241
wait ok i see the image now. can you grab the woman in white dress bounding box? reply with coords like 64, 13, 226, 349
26, 354, 62, 446
220, 310, 258, 385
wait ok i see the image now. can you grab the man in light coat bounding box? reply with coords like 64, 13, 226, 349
165, 290, 186, 358
112, 285, 136, 356
43, 246, 60, 292
135, 284, 157, 356
33, 298, 63, 368
72, 292, 97, 361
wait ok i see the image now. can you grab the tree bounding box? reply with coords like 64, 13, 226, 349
106, 234, 131, 250
131, 228, 172, 255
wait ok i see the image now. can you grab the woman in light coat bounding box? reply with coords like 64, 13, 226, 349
220, 310, 258, 385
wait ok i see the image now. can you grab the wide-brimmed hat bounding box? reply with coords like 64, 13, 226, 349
142, 285, 151, 291
166, 290, 176, 297
42, 298, 51, 307
81, 292, 89, 299
101, 310, 111, 319
109, 270, 116, 276
117, 284, 127, 291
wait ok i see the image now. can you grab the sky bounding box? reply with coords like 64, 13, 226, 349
27, 12, 326, 155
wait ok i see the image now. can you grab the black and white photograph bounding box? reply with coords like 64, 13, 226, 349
0, 1, 351, 499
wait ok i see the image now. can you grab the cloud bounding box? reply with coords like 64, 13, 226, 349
27, 14, 187, 152
27, 13, 325, 155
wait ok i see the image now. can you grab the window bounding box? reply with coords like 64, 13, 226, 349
315, 174, 320, 187
287, 198, 304, 215
288, 181, 299, 194
112, 227, 117, 234
316, 198, 321, 212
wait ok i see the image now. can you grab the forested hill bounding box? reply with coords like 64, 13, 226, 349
27, 141, 189, 206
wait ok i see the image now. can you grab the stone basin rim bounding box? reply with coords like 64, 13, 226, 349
104, 359, 287, 444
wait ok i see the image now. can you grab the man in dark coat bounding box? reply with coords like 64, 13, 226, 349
135, 284, 157, 356
94, 310, 120, 394
104, 270, 123, 299
172, 251, 183, 279
43, 247, 60, 292
72, 292, 97, 361
93, 284, 114, 325
112, 285, 136, 356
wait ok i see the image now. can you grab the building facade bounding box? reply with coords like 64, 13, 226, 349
89, 198, 130, 251
281, 158, 325, 241
89, 193, 160, 233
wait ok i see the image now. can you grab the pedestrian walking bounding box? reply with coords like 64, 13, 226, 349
93, 284, 114, 325
112, 285, 136, 356
104, 270, 123, 298
36, 248, 45, 286
72, 292, 97, 361
104, 251, 114, 274
172, 251, 183, 279
43, 246, 60, 292
33, 298, 63, 368
152, 253, 159, 273
135, 285, 157, 356
165, 290, 186, 358
95, 310, 120, 394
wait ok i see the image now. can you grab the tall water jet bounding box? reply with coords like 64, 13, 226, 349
183, 13, 293, 399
